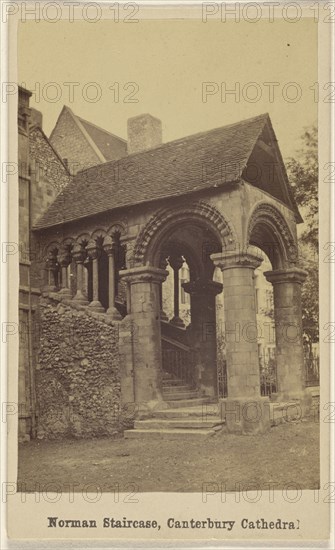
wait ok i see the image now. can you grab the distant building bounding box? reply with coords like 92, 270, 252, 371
49, 105, 127, 174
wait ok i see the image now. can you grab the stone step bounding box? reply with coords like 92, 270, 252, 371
162, 380, 189, 387
134, 418, 224, 430
162, 385, 194, 392
162, 391, 200, 400
163, 397, 212, 408
154, 405, 222, 419
124, 428, 219, 439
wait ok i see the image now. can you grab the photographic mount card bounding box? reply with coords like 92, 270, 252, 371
2, 1, 334, 546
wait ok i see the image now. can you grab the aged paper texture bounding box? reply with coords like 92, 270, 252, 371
2, 1, 334, 546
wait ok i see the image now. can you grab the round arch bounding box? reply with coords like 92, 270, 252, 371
43, 240, 61, 258
74, 232, 91, 245
132, 201, 236, 267
106, 222, 127, 239
91, 227, 107, 242
246, 202, 298, 269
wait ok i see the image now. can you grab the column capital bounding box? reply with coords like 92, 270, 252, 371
103, 235, 117, 256
120, 266, 168, 285
45, 251, 58, 270
168, 254, 184, 272
86, 240, 100, 261
211, 246, 263, 271
183, 278, 223, 296
58, 248, 71, 267
159, 256, 169, 270
264, 267, 308, 285
72, 243, 87, 264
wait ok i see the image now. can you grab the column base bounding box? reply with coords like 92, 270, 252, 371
58, 288, 72, 300
87, 300, 105, 313
72, 291, 89, 305
270, 390, 313, 417
199, 383, 217, 399
41, 285, 58, 295
106, 306, 122, 320
170, 316, 185, 328
160, 310, 169, 322
221, 397, 271, 435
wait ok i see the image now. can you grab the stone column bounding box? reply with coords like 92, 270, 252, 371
103, 236, 122, 320
183, 279, 222, 397
119, 265, 168, 415
72, 243, 89, 305
169, 255, 185, 328
125, 283, 131, 315
211, 246, 270, 434
58, 247, 72, 299
159, 257, 169, 322
86, 240, 105, 312
264, 268, 309, 408
44, 251, 58, 292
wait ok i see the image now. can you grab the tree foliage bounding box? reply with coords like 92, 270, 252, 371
286, 125, 318, 349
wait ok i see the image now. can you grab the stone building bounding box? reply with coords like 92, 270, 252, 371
49, 105, 127, 174
18, 87, 72, 439
18, 88, 311, 439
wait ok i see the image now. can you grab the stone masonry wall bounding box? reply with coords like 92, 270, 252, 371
29, 126, 72, 288
50, 107, 102, 174
36, 297, 121, 439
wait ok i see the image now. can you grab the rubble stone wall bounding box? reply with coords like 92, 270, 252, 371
36, 297, 122, 439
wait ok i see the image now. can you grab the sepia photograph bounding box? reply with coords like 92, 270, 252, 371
2, 0, 333, 545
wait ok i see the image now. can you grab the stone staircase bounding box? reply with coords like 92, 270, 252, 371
125, 406, 224, 439
124, 372, 224, 439
161, 371, 209, 407
124, 398, 316, 439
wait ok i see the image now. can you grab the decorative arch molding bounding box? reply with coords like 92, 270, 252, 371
43, 240, 61, 259
60, 236, 76, 249
132, 201, 236, 266
91, 227, 107, 241
74, 232, 91, 245
107, 222, 127, 238
42, 221, 128, 261
246, 202, 298, 266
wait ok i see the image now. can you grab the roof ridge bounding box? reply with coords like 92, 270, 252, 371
76, 112, 269, 176
49, 105, 106, 163
35, 112, 291, 231
76, 115, 127, 143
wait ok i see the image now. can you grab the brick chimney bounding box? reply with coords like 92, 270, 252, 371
127, 114, 162, 154
30, 107, 43, 128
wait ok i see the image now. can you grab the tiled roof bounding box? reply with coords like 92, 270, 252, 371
76, 116, 127, 161
34, 113, 296, 230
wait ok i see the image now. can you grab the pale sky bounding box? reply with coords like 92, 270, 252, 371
18, 17, 318, 160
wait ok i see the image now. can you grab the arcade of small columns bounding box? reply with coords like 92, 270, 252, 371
44, 239, 196, 326
43, 235, 309, 433
44, 235, 124, 320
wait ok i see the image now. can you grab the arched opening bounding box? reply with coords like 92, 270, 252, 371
119, 202, 238, 408
253, 249, 276, 396
98, 248, 109, 310
161, 256, 191, 327
247, 203, 298, 270
45, 245, 60, 289
114, 232, 127, 314
247, 219, 283, 398
85, 255, 93, 303
147, 218, 223, 398
246, 205, 306, 402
